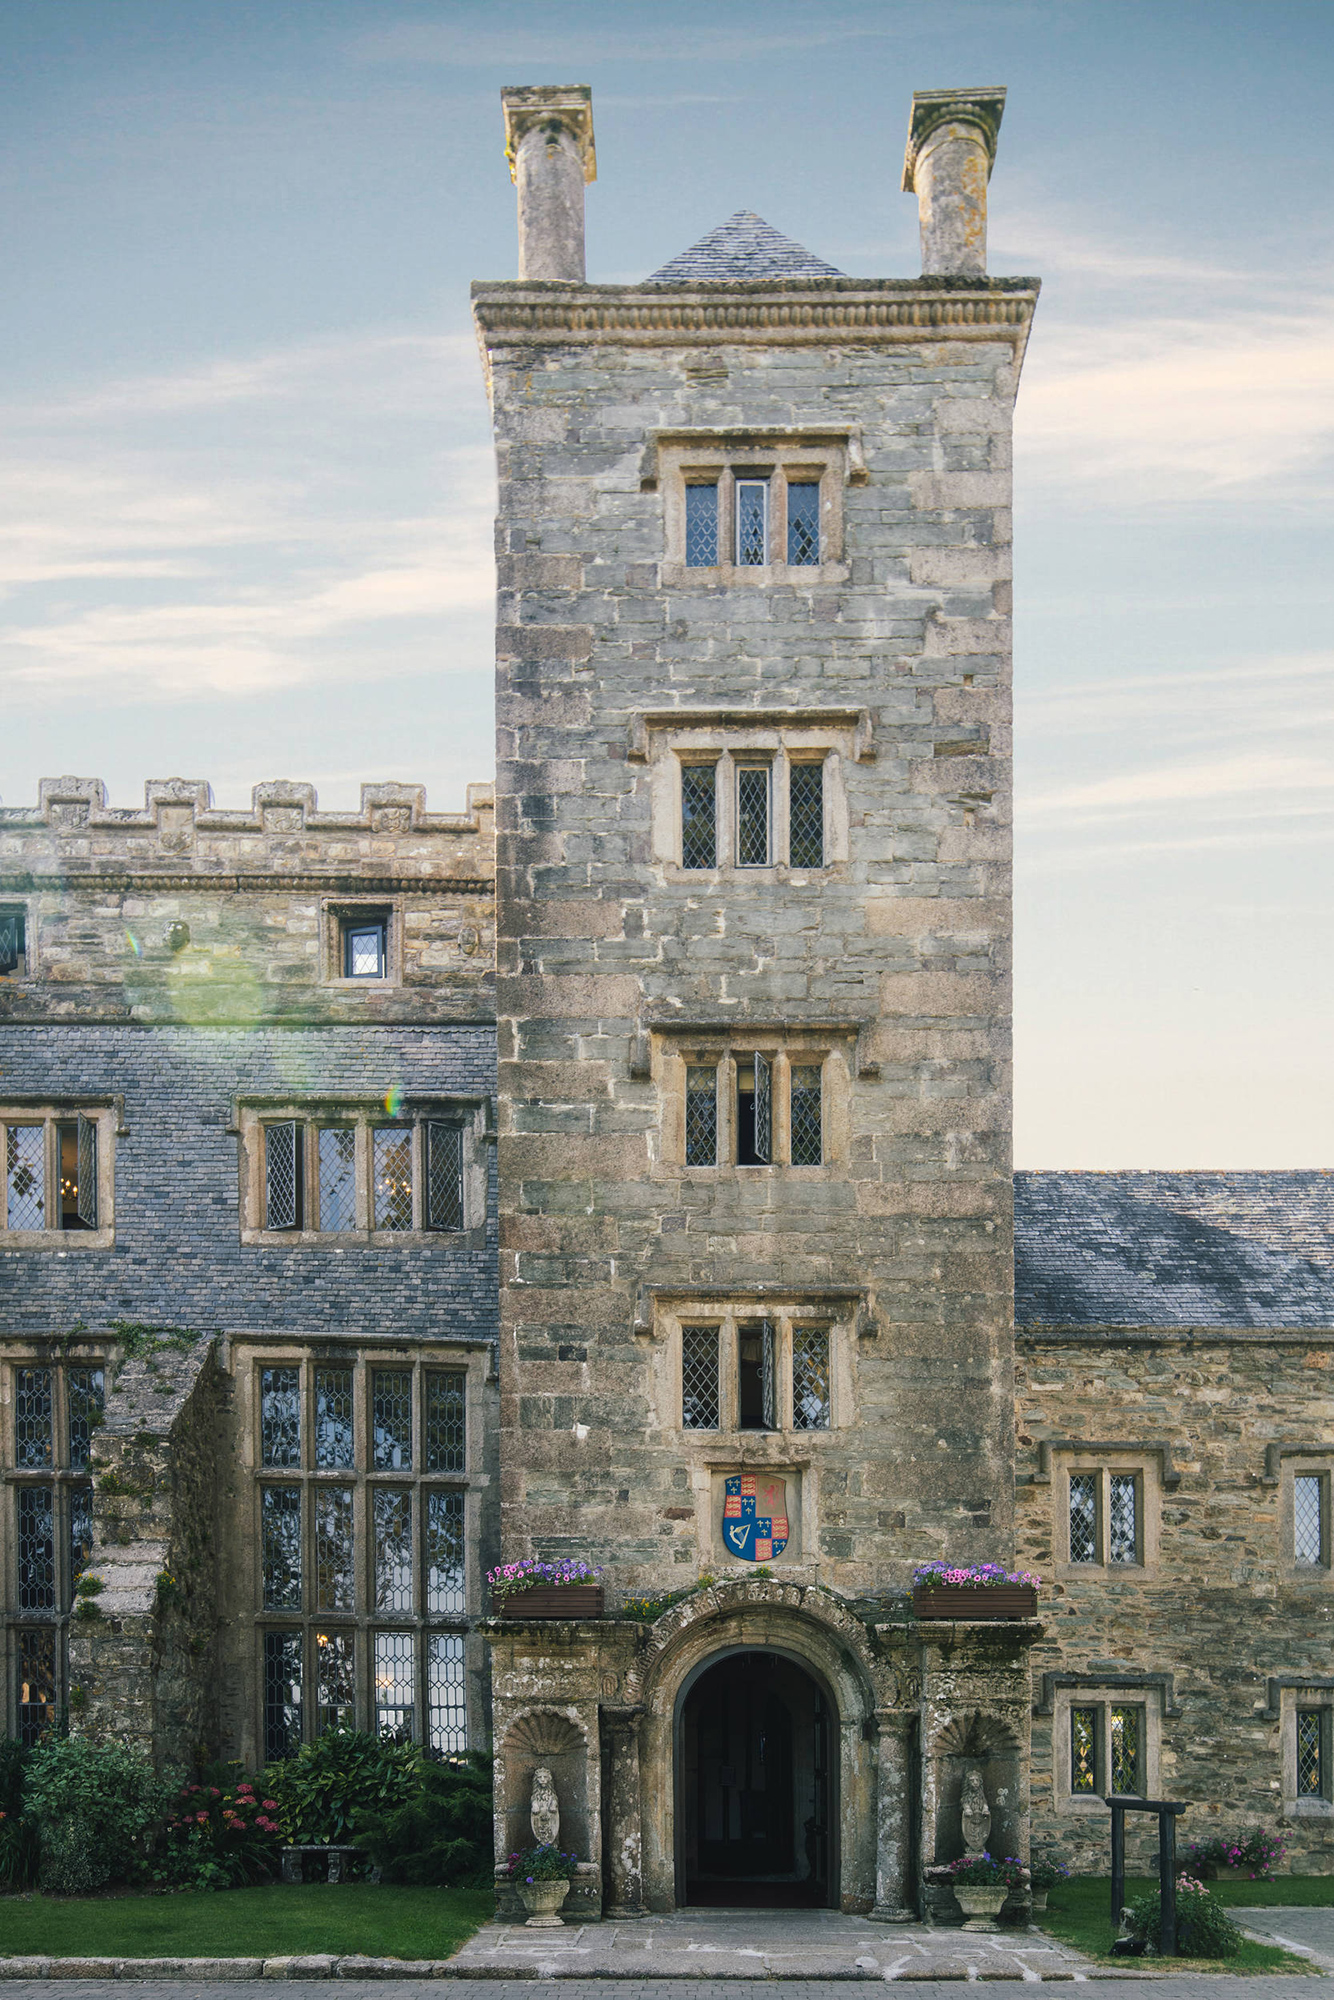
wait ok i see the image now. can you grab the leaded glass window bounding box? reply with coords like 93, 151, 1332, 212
6, 1125, 45, 1228
264, 1631, 304, 1760
314, 1368, 354, 1469
318, 1128, 357, 1232
738, 1320, 776, 1431
373, 1489, 413, 1612
681, 764, 717, 870
426, 1489, 465, 1613
315, 1630, 355, 1735
0, 908, 25, 977
16, 1368, 53, 1468
17, 1628, 56, 1747
262, 1485, 302, 1611
75, 1114, 98, 1228
264, 1121, 302, 1231
682, 1327, 720, 1430
67, 1368, 104, 1470
735, 479, 768, 566
1109, 1474, 1139, 1565
18, 1486, 55, 1611
790, 1066, 822, 1166
424, 1372, 465, 1473
1069, 1473, 1097, 1564
788, 761, 824, 869
260, 1367, 301, 1468
428, 1633, 467, 1758
343, 917, 387, 979
314, 1486, 355, 1612
1109, 1706, 1142, 1795
374, 1630, 415, 1740
372, 1370, 413, 1469
792, 1326, 831, 1430
70, 1483, 94, 1588
1298, 1709, 1325, 1797
1070, 1705, 1098, 1793
685, 482, 718, 567
685, 1066, 718, 1167
786, 480, 820, 565
1296, 1474, 1324, 1566
736, 765, 770, 866
426, 1123, 464, 1232
373, 1128, 413, 1230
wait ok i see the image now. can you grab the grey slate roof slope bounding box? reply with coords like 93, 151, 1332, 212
646, 211, 845, 285
1015, 1171, 1334, 1329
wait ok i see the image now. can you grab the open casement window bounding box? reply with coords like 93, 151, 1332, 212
246, 1104, 477, 1238
669, 1306, 843, 1435
735, 1054, 772, 1167
264, 1122, 303, 1231
3, 1111, 108, 1239
737, 1320, 777, 1431
425, 1123, 464, 1232
75, 1115, 98, 1228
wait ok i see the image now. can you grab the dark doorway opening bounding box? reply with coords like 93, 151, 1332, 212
679, 1650, 834, 1907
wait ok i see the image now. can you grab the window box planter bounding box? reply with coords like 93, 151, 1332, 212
912, 1584, 1037, 1620
500, 1585, 605, 1619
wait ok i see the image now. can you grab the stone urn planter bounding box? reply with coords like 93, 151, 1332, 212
913, 1584, 1037, 1621
1030, 1888, 1049, 1912
954, 1884, 1009, 1930
518, 1878, 571, 1927
502, 1585, 604, 1618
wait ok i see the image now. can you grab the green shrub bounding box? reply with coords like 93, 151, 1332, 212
355, 1753, 493, 1886
24, 1735, 177, 1895
265, 1728, 421, 1845
154, 1761, 286, 1890
0, 1738, 39, 1891
1127, 1877, 1243, 1958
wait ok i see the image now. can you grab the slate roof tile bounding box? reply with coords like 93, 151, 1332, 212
646, 210, 844, 285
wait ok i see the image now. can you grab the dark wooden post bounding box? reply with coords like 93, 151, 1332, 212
1158, 1803, 1179, 1958
1109, 1802, 1125, 1930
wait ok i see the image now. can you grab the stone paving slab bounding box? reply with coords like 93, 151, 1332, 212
1232, 1909, 1334, 1972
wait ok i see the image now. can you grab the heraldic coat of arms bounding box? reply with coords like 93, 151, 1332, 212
723, 1474, 789, 1561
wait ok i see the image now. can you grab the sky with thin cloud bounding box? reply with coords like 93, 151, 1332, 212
1, 0, 1332, 1167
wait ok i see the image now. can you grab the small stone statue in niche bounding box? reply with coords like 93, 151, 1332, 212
960, 1762, 992, 1856
529, 1764, 561, 1848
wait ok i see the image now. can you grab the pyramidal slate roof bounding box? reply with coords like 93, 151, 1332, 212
646, 211, 845, 285
1015, 1171, 1334, 1330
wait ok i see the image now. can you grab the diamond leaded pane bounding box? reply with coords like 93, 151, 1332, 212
428, 1633, 467, 1757
425, 1372, 466, 1473
753, 1053, 772, 1164
1296, 1475, 1324, 1565
15, 1368, 53, 1468
18, 1486, 55, 1610
315, 1629, 355, 1736
70, 1483, 94, 1592
685, 1067, 717, 1166
1109, 1475, 1138, 1565
314, 1367, 354, 1468
1298, 1710, 1324, 1796
17, 1628, 56, 1747
76, 1114, 97, 1228
426, 1123, 463, 1231
786, 480, 820, 565
314, 1486, 355, 1612
374, 1630, 415, 1741
374, 1488, 413, 1612
373, 1127, 414, 1230
372, 1369, 413, 1469
261, 1485, 302, 1611
6, 1125, 45, 1229
1110, 1706, 1142, 1795
318, 1128, 357, 1232
736, 479, 768, 565
264, 1122, 301, 1230
684, 482, 718, 567
264, 1630, 303, 1760
345, 921, 386, 978
0, 909, 23, 975
681, 764, 717, 869
1071, 1705, 1098, 1793
260, 1367, 301, 1468
788, 761, 824, 869
737, 766, 770, 866
790, 1067, 823, 1166
426, 1488, 465, 1613
682, 1327, 720, 1430
67, 1368, 104, 1470
1069, 1473, 1097, 1563
792, 1326, 831, 1430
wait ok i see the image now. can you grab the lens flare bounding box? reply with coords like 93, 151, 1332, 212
125, 930, 142, 958
384, 1084, 405, 1117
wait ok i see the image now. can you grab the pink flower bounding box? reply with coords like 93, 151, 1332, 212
263, 1799, 278, 1810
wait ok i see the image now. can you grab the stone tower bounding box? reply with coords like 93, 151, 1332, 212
475, 86, 1040, 1917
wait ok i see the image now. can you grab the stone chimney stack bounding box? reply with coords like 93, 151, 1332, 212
501, 86, 596, 282
902, 87, 1006, 277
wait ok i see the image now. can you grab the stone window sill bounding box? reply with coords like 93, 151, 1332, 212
0, 1228, 114, 1251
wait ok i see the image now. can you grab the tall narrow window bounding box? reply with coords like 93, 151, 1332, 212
685, 1066, 718, 1167
1109, 1706, 1143, 1795
70, 1483, 94, 1588
314, 1368, 354, 1469
1296, 1475, 1325, 1566
681, 1327, 720, 1430
15, 1369, 53, 1468
374, 1631, 415, 1740
373, 1128, 413, 1230
55, 1117, 97, 1230
425, 1489, 465, 1613
681, 764, 717, 869
1108, 1475, 1139, 1565
264, 1122, 302, 1231
684, 482, 718, 567
788, 761, 824, 869
1070, 1705, 1099, 1793
67, 1368, 104, 1469
424, 1372, 466, 1473
736, 1055, 772, 1166
426, 1123, 464, 1231
315, 1630, 355, 1736
1069, 1474, 1097, 1564
5, 1126, 45, 1229
17, 1487, 55, 1611
262, 1486, 302, 1611
738, 1321, 776, 1431
261, 1367, 301, 1468
313, 1487, 355, 1612
373, 1489, 413, 1612
372, 1370, 412, 1470
792, 1326, 831, 1430
736, 765, 770, 866
0, 908, 25, 977
343, 917, 387, 979
1298, 1709, 1326, 1798
16, 1629, 56, 1747
264, 1631, 304, 1761
786, 480, 820, 565
317, 1128, 357, 1232
735, 479, 769, 566
790, 1066, 823, 1166
428, 1634, 467, 1757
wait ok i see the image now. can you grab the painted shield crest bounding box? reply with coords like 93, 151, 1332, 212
722, 1474, 789, 1562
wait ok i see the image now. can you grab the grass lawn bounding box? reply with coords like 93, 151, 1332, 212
1038, 1876, 1316, 1973
0, 1883, 494, 1961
